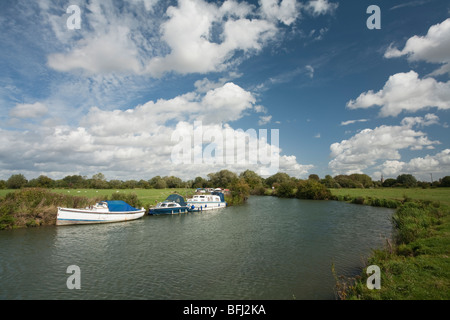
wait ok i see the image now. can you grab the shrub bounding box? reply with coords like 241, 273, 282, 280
296, 180, 332, 200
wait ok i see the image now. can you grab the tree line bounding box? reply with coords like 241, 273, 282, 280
2, 170, 449, 192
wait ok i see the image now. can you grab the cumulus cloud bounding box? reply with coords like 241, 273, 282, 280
347, 71, 450, 117
45, 0, 305, 77
9, 102, 48, 119
304, 0, 339, 16
0, 83, 312, 180
378, 149, 450, 179
384, 18, 450, 76
329, 114, 441, 175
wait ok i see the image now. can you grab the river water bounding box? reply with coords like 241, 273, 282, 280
0, 196, 394, 300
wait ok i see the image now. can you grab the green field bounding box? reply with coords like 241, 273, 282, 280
331, 188, 450, 207
0, 188, 196, 208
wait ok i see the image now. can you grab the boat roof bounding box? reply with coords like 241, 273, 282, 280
165, 194, 187, 206
103, 200, 139, 212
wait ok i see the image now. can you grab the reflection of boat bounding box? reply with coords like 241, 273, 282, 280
149, 194, 191, 215
187, 192, 227, 212
57, 200, 145, 226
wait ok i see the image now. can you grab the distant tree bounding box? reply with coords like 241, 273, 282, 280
321, 175, 340, 188
334, 175, 363, 188
207, 170, 238, 188
240, 170, 263, 189
396, 174, 417, 188
382, 178, 397, 187
0, 180, 6, 189
296, 180, 332, 200
275, 180, 296, 198
6, 174, 27, 189
440, 176, 450, 187
265, 172, 291, 188
308, 174, 320, 181
92, 173, 106, 181
348, 173, 374, 188
36, 175, 54, 188
192, 176, 207, 189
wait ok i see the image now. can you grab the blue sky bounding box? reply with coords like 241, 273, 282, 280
1, 0, 449, 181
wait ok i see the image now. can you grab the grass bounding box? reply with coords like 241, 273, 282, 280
0, 188, 195, 209
331, 190, 450, 300
330, 187, 450, 206
0, 188, 196, 230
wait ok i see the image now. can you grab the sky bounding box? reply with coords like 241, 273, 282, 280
0, 0, 449, 182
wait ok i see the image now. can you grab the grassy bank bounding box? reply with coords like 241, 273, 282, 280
0, 188, 196, 230
332, 189, 450, 300
331, 187, 450, 207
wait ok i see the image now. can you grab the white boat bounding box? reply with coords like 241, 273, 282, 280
57, 200, 145, 226
187, 192, 227, 212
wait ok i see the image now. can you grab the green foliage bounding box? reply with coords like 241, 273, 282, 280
0, 188, 99, 230
109, 192, 143, 209
396, 174, 417, 188
296, 180, 332, 200
6, 174, 28, 189
226, 178, 250, 206
275, 181, 297, 198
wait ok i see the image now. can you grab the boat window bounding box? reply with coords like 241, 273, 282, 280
168, 204, 176, 207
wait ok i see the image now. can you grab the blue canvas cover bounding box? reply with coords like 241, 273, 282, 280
165, 194, 187, 206
105, 200, 139, 212
211, 192, 225, 202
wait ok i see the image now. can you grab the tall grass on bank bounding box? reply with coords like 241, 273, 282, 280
339, 200, 450, 300
0, 188, 101, 229
0, 188, 146, 230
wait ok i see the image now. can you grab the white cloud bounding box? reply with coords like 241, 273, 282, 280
340, 119, 369, 126
384, 18, 450, 76
0, 83, 312, 180
379, 149, 450, 179
259, 0, 300, 25
9, 102, 48, 119
347, 71, 450, 117
258, 115, 272, 125
329, 115, 441, 175
304, 0, 339, 16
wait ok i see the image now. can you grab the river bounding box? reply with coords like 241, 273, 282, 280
0, 196, 394, 300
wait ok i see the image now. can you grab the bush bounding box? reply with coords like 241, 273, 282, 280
296, 180, 332, 200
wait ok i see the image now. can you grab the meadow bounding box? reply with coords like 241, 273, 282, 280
0, 188, 196, 209
330, 187, 450, 206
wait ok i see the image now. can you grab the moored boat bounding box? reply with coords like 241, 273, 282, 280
57, 200, 145, 226
187, 192, 227, 212
149, 194, 191, 215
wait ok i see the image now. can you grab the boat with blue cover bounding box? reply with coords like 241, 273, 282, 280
149, 194, 191, 215
57, 200, 146, 225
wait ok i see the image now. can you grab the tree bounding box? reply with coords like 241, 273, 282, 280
382, 178, 397, 187
440, 176, 450, 187
265, 172, 291, 188
207, 170, 238, 188
240, 170, 263, 189
321, 175, 340, 188
192, 176, 207, 189
6, 174, 27, 189
396, 174, 417, 188
308, 174, 320, 181
296, 180, 332, 200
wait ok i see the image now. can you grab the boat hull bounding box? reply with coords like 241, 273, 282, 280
187, 202, 226, 212
149, 207, 191, 215
56, 207, 146, 226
